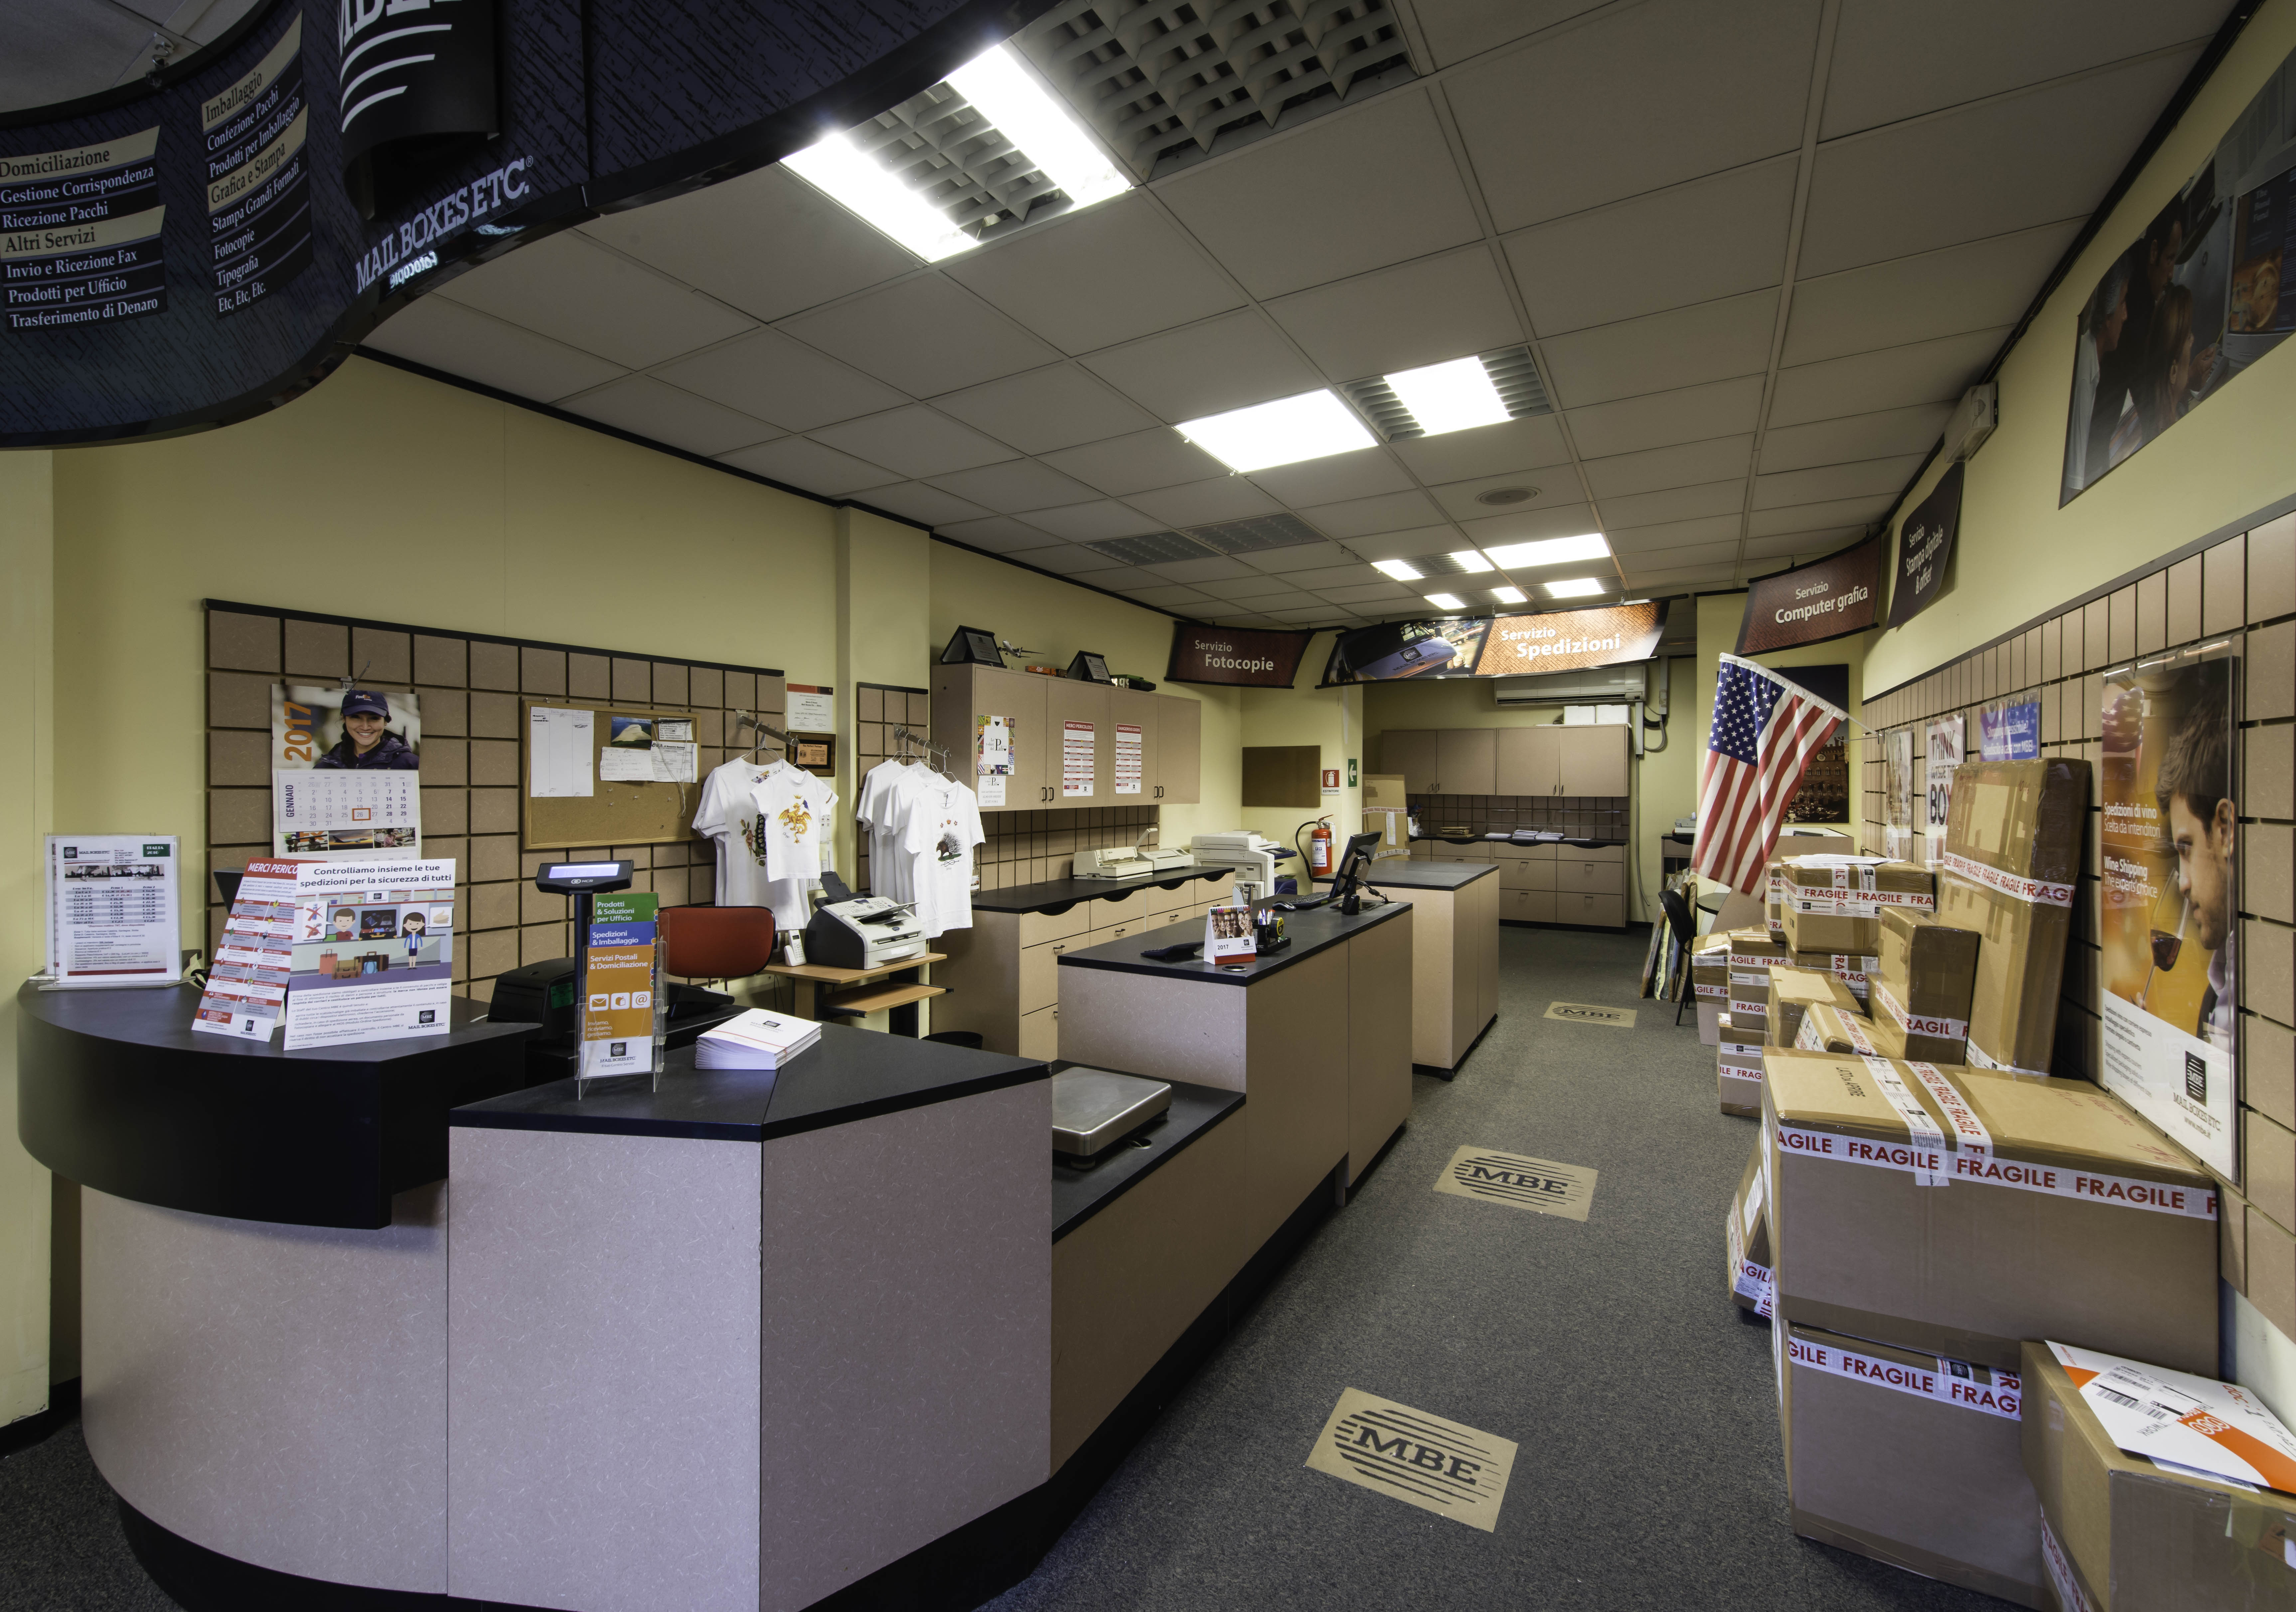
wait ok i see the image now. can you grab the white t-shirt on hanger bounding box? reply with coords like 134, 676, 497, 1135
904, 774, 984, 939
693, 759, 838, 932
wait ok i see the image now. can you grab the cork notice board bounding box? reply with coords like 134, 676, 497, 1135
521, 698, 706, 849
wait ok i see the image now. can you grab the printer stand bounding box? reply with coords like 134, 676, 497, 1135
764, 953, 946, 1037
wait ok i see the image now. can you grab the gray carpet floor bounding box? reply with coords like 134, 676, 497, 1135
0, 925, 2006, 1610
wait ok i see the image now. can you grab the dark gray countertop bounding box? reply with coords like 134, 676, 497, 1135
1057, 897, 1410, 987
1050, 1063, 1243, 1242
969, 859, 1241, 914
451, 1024, 1046, 1142
1316, 862, 1494, 891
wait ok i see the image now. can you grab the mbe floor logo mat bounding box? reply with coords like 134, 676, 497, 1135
1306, 1388, 1518, 1531
1545, 1001, 1635, 1026
1434, 1146, 1598, 1221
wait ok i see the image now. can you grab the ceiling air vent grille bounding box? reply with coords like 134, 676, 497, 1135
1186, 513, 1326, 554
1019, 0, 1416, 178
1336, 375, 1418, 441
1480, 345, 1551, 419
847, 83, 1073, 241
1084, 530, 1214, 566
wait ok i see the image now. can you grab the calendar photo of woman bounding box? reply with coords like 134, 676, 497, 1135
269, 684, 424, 860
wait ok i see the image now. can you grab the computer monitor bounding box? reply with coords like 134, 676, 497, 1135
1328, 831, 1383, 906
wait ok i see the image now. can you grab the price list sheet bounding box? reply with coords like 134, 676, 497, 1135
44, 835, 182, 987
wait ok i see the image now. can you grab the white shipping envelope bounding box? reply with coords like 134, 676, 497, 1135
2050, 1341, 2296, 1494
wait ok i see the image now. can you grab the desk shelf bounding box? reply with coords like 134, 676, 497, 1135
822, 982, 945, 1016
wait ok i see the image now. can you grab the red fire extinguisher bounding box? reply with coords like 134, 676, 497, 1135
1309, 818, 1334, 877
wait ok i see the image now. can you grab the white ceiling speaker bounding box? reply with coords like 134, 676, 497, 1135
1474, 486, 1538, 507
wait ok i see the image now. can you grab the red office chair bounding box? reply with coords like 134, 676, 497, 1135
658, 907, 776, 1017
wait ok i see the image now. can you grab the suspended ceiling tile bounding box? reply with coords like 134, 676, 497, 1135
1211, 613, 1286, 628
1124, 584, 1216, 608
363, 297, 625, 403
1745, 494, 1897, 537
857, 481, 992, 527
1743, 528, 1862, 560
1455, 501, 1603, 548
1191, 576, 1303, 601
1609, 538, 1742, 574
1022, 542, 1131, 574
1503, 159, 1795, 337
1753, 454, 1926, 510
1797, 49, 2201, 278
1297, 488, 1446, 539
1605, 513, 1746, 550
1039, 429, 1229, 497
1264, 246, 1524, 381
1446, 0, 1820, 232
928, 364, 1160, 456
1583, 433, 1755, 501
1390, 414, 1571, 484
578, 166, 918, 323
1623, 562, 1740, 589
1768, 326, 2008, 426
1759, 402, 1955, 474
1265, 603, 1358, 624
1821, 0, 2228, 141
936, 515, 1062, 553
941, 193, 1245, 355
1563, 375, 1767, 459
807, 405, 1016, 479
776, 276, 1061, 398
1342, 525, 1478, 561
1284, 563, 1388, 590
1412, 0, 1611, 67
716, 437, 895, 497
925, 458, 1100, 514
437, 231, 757, 370
1127, 476, 1283, 527
1594, 478, 1745, 529
1020, 499, 1168, 542
650, 327, 908, 434
1156, 90, 1484, 300
1426, 470, 1579, 522
1316, 581, 1421, 604
1781, 222, 2081, 367
1238, 541, 1362, 573
1249, 447, 1417, 508
1539, 291, 1777, 409
1147, 556, 1257, 584
562, 375, 779, 457
1082, 309, 1324, 424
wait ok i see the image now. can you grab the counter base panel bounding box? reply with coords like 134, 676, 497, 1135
1415, 1011, 1498, 1080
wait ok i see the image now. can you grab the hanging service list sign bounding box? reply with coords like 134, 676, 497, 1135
2, 128, 167, 331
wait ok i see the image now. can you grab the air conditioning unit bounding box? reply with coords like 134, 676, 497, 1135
1493, 665, 1650, 705
1945, 383, 1996, 462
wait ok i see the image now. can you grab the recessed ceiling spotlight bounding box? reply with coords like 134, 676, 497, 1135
1424, 593, 1466, 610
1382, 355, 1511, 437
1543, 577, 1606, 599
1446, 550, 1494, 573
1484, 533, 1611, 569
1176, 390, 1376, 472
1372, 558, 1424, 582
1490, 586, 1527, 604
1474, 486, 1539, 508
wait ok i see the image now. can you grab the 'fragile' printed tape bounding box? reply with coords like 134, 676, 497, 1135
1904, 1059, 1992, 1163
1729, 998, 1768, 1019
1876, 980, 1969, 1042
1790, 889, 1936, 916
1941, 849, 2074, 908
1962, 1037, 2050, 1078
1861, 1055, 1948, 1185
1695, 981, 1726, 999
1786, 1334, 2021, 1419
1772, 1123, 2217, 1218
2041, 1518, 2097, 1612
1794, 1009, 1878, 1056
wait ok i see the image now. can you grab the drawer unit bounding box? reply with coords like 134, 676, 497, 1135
1556, 842, 1622, 865
1556, 891, 1624, 928
1020, 905, 1091, 947
1087, 889, 1150, 931
1556, 860, 1623, 896
1019, 939, 1075, 1016
1019, 1003, 1057, 1061
1500, 888, 1556, 924
1501, 859, 1556, 892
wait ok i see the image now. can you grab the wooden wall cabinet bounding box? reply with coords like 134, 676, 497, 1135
1433, 729, 1496, 795
932, 667, 1206, 810
1378, 729, 1438, 794
1385, 724, 1627, 798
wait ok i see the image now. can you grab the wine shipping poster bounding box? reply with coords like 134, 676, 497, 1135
2100, 650, 2238, 1178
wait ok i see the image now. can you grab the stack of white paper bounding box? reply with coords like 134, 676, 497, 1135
695, 1009, 821, 1070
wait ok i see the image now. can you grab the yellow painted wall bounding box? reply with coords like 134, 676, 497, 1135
0, 450, 55, 1427
1870, 0, 2296, 694
1238, 638, 1361, 868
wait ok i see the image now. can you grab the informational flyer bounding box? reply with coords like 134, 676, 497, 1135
272, 683, 421, 857
1114, 722, 1143, 795
1924, 716, 1963, 863
1062, 719, 1096, 798
193, 858, 300, 1037
976, 713, 1011, 806
1882, 730, 1918, 861
280, 859, 455, 1051
651, 717, 696, 782
2099, 653, 2239, 1178
1, 127, 166, 332
786, 684, 836, 733
204, 14, 310, 318
580, 892, 657, 1078
1980, 700, 2041, 761
599, 715, 655, 782
528, 705, 595, 797
44, 836, 181, 987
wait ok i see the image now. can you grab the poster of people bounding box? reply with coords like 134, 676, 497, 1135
1883, 730, 1918, 860
270, 684, 421, 859
2099, 652, 2238, 1177
2063, 43, 2296, 502
1924, 716, 1963, 865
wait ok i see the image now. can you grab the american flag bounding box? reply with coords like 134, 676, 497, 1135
1695, 654, 1845, 894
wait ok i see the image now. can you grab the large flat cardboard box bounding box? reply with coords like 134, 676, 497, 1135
1782, 1321, 2041, 1606
1778, 857, 1936, 954
1937, 758, 2090, 1074
1873, 907, 1982, 1065
1729, 1144, 1773, 1313
1720, 1012, 1764, 1117
1767, 966, 1863, 1051
2021, 1343, 2296, 1611
1362, 773, 1408, 809
1762, 1049, 2218, 1373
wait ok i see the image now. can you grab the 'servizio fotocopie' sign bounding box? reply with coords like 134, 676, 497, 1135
1165, 622, 1316, 687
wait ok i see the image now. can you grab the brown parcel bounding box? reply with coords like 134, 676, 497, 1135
2021, 1342, 2296, 1611
1728, 1144, 1773, 1312
1778, 858, 1936, 955
1796, 1000, 1887, 1058
1726, 928, 1788, 1036
1782, 1322, 2041, 1607
1873, 907, 1982, 1064
1767, 966, 1863, 1050
1935, 758, 2090, 1074
1762, 1049, 2217, 1373
1719, 1013, 1764, 1117
1790, 948, 1878, 1006
1690, 930, 1731, 1005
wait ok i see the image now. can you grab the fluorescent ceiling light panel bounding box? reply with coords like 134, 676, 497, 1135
1424, 593, 1466, 610
1176, 390, 1376, 473
785, 132, 977, 261
1372, 558, 1424, 582
946, 45, 1129, 212
1543, 577, 1606, 599
1484, 533, 1611, 570
1383, 356, 1511, 438
1447, 550, 1494, 573
1490, 586, 1526, 604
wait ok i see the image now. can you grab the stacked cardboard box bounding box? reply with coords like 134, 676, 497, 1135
1728, 1146, 1773, 1314
1690, 930, 1731, 1046
1791, 949, 1878, 1009
1718, 1013, 1765, 1116
1795, 1000, 1882, 1057
1776, 856, 1936, 955
1869, 908, 1982, 1064
1765, 966, 1863, 1051
1726, 928, 1788, 1037
1932, 758, 2090, 1074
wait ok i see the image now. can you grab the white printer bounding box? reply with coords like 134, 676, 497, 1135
1073, 846, 1152, 879
803, 874, 926, 970
1136, 826, 1192, 873
1189, 831, 1287, 904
